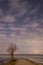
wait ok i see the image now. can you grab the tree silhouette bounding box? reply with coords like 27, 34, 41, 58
7, 43, 17, 61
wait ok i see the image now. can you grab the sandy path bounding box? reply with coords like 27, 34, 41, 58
4, 58, 42, 65
15, 59, 35, 65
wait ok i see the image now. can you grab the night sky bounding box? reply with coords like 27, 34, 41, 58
0, 0, 43, 54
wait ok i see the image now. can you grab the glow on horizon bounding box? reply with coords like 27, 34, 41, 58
32, 50, 42, 54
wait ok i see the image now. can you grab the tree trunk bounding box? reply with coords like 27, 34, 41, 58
11, 52, 13, 61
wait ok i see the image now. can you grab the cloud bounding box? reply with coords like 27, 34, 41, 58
8, 0, 28, 17
0, 26, 43, 54
16, 35, 43, 54
29, 8, 38, 15
9, 0, 20, 8
0, 9, 3, 16
0, 15, 15, 23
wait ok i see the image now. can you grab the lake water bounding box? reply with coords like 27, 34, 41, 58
0, 54, 43, 64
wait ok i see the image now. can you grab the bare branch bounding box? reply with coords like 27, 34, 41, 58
7, 43, 17, 61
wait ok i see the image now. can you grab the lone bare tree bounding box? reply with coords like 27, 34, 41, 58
7, 43, 17, 61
